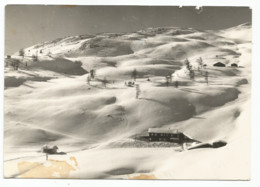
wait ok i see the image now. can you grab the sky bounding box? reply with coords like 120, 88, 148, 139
5, 5, 251, 55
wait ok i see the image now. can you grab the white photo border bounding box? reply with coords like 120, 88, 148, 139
0, 1, 259, 187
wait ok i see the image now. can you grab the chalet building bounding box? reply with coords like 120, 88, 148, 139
231, 63, 238, 67
148, 128, 192, 143
213, 62, 226, 67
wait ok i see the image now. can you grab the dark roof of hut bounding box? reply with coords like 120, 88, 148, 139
213, 62, 226, 67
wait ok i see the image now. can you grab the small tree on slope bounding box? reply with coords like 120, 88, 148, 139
135, 84, 141, 99
132, 69, 137, 81
19, 49, 25, 58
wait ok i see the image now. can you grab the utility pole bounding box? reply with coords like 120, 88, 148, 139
135, 84, 140, 99
205, 71, 209, 85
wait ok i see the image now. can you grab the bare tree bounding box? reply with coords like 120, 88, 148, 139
19, 49, 25, 58
135, 84, 140, 99
132, 68, 137, 81
184, 58, 191, 71
196, 57, 203, 70
90, 69, 95, 79
184, 58, 195, 80
205, 71, 209, 84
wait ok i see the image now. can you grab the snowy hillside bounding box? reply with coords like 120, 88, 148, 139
4, 23, 251, 179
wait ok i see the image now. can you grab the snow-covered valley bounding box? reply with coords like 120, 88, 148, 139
4, 23, 251, 179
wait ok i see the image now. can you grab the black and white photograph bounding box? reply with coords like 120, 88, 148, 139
3, 5, 252, 180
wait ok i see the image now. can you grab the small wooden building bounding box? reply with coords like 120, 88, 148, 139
148, 128, 191, 143
231, 63, 238, 67
42, 145, 59, 154
213, 62, 226, 67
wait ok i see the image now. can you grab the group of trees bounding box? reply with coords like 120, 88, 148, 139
196, 57, 203, 70
19, 48, 39, 62
86, 69, 112, 89
11, 60, 20, 70
184, 58, 195, 80
184, 57, 208, 84
85, 58, 208, 100
86, 68, 141, 98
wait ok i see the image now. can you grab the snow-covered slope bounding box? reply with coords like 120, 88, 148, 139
216, 23, 251, 44
12, 23, 251, 70
4, 23, 251, 179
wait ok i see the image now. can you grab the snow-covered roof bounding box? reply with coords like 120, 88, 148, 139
148, 128, 180, 134
148, 128, 197, 141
